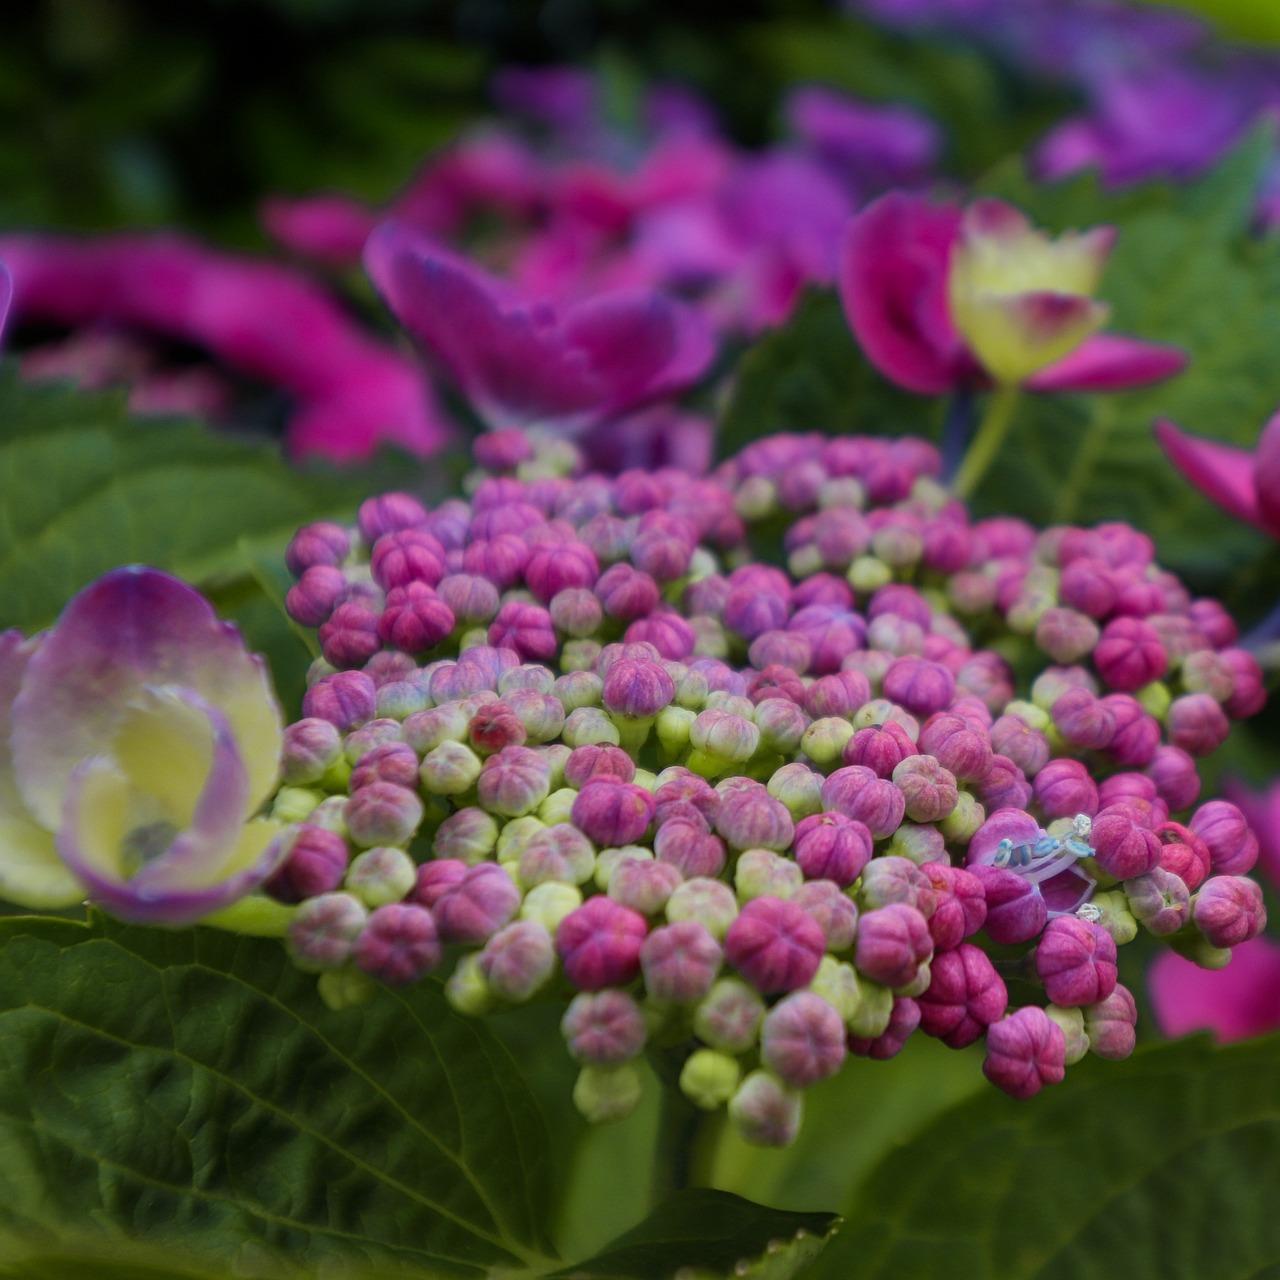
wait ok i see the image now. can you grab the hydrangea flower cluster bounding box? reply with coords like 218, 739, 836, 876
269, 426, 1266, 1144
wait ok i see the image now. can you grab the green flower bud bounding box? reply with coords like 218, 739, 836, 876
1090, 890, 1139, 946
308, 795, 350, 836
690, 615, 729, 660
1045, 1005, 1089, 1066
728, 1070, 803, 1147
420, 740, 484, 796
272, 786, 323, 825
554, 670, 604, 713
768, 763, 825, 820
561, 639, 603, 673
1003, 698, 1050, 731
680, 1049, 742, 1110
818, 476, 866, 509
735, 848, 804, 902
573, 1063, 643, 1124
539, 787, 579, 826
809, 956, 862, 1024
801, 716, 856, 768
1137, 681, 1172, 719
847, 555, 893, 593
938, 792, 985, 844
846, 975, 894, 1039
563, 707, 622, 748
496, 815, 546, 864
520, 881, 583, 932
594, 845, 653, 892
788, 544, 825, 579
656, 705, 696, 754
735, 475, 776, 519
632, 768, 659, 793
345, 846, 417, 907
693, 977, 765, 1053
445, 952, 495, 1015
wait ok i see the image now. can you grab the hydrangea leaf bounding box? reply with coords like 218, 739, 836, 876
0, 913, 559, 1277
0, 366, 387, 632
971, 130, 1280, 584
718, 290, 944, 460
805, 1034, 1280, 1280
549, 1189, 839, 1280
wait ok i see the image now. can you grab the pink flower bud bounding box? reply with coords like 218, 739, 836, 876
1221, 648, 1266, 718
882, 657, 955, 717
793, 812, 873, 887
1167, 692, 1230, 757
859, 857, 938, 916
287, 566, 353, 627
358, 492, 427, 543
603, 657, 675, 719
1033, 758, 1099, 821
477, 745, 553, 817
821, 766, 906, 838
1192, 875, 1266, 947
917, 713, 993, 782
1144, 744, 1201, 811
409, 859, 467, 908
561, 989, 647, 1064
1094, 616, 1168, 691
350, 742, 421, 791
525, 540, 599, 602
479, 920, 556, 1002
352, 902, 441, 986
804, 670, 872, 720
917, 943, 1007, 1048
983, 1007, 1066, 1099
667, 877, 739, 940
1154, 820, 1211, 891
892, 755, 959, 823
1035, 606, 1100, 664
1058, 557, 1117, 618
760, 991, 848, 1086
976, 755, 1033, 812
564, 744, 637, 789
287, 521, 351, 576
654, 819, 727, 878
728, 1070, 803, 1147
281, 717, 344, 784
266, 824, 349, 903
968, 864, 1048, 944
370, 530, 445, 591
303, 670, 377, 731
378, 582, 455, 653
989, 713, 1050, 777
1051, 688, 1115, 751
640, 921, 723, 1001
791, 880, 859, 951
724, 896, 827, 994
1035, 916, 1117, 1006
1082, 983, 1137, 1060
557, 896, 649, 990
320, 601, 382, 668
571, 781, 654, 847
921, 863, 987, 951
842, 722, 917, 778
488, 601, 558, 662
345, 781, 424, 847
748, 629, 813, 673
715, 790, 795, 853
518, 824, 596, 889
1155, 798, 1250, 875
432, 864, 521, 944
609, 857, 683, 915
1090, 808, 1162, 880
855, 903, 933, 988
1124, 867, 1191, 935
437, 573, 501, 625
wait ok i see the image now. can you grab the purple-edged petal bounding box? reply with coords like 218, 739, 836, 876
838, 192, 975, 395
1149, 937, 1280, 1042
954, 290, 1109, 386
1026, 334, 1188, 393
1153, 419, 1266, 532
365, 221, 712, 431
11, 567, 282, 829
967, 807, 1041, 865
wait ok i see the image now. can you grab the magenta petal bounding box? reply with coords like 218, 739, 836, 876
0, 261, 11, 341
11, 567, 278, 828
837, 192, 972, 395
1222, 777, 1280, 893
1148, 937, 1280, 1042
1252, 409, 1280, 534
260, 193, 377, 267
1153, 419, 1266, 531
1026, 335, 1188, 393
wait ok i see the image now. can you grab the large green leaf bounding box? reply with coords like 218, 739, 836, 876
971, 133, 1280, 585
0, 913, 558, 1276
718, 291, 943, 460
551, 1189, 838, 1280
807, 1034, 1280, 1280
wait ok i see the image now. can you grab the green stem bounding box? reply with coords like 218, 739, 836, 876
648, 1047, 703, 1206
953, 383, 1020, 500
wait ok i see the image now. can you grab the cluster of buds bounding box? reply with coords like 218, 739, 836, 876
268, 426, 1266, 1144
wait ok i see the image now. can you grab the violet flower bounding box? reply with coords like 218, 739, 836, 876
0, 232, 450, 462
0, 567, 287, 924
364, 222, 715, 435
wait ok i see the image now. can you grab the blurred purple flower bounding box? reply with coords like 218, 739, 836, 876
364, 221, 715, 433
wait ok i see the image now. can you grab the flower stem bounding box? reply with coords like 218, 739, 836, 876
939, 386, 976, 484
953, 383, 1020, 500
648, 1047, 703, 1205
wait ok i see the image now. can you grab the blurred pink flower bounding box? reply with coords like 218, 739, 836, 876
0, 232, 450, 462
1149, 937, 1280, 1042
